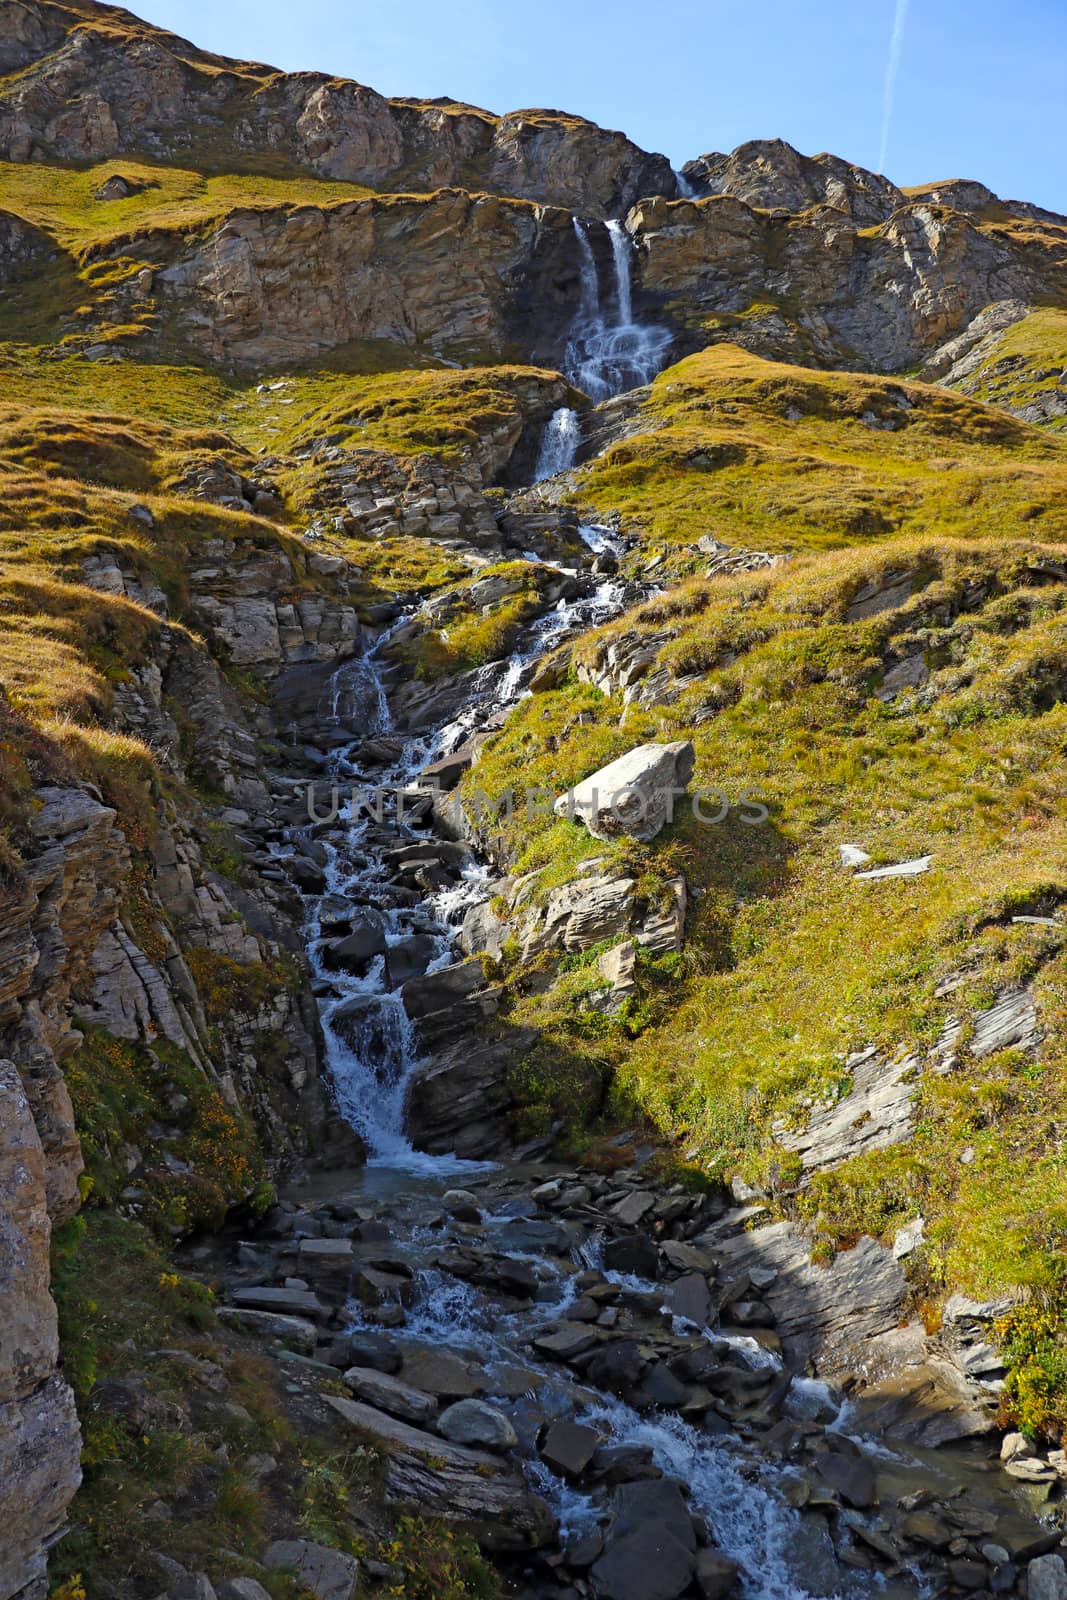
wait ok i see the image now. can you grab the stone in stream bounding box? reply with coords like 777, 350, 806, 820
442, 1187, 483, 1223
532, 1325, 599, 1361
1029, 1555, 1067, 1600
384, 933, 438, 985
343, 1367, 438, 1426
602, 1234, 659, 1277
320, 908, 388, 973
664, 1272, 712, 1327
400, 1348, 483, 1400
591, 1479, 698, 1600
812, 1449, 877, 1508
263, 1540, 359, 1600
327, 1396, 554, 1549
556, 741, 696, 843
539, 1419, 601, 1478
352, 1264, 414, 1309
695, 1550, 742, 1600
437, 1398, 518, 1452
347, 1332, 402, 1373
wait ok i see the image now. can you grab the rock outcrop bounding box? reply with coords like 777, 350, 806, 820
0, 1061, 81, 1600
0, 2, 674, 216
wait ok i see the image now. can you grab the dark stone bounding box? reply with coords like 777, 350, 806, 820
321, 909, 388, 974
695, 1550, 741, 1600
637, 1363, 693, 1410
603, 1235, 659, 1278
587, 1340, 645, 1396
814, 1451, 877, 1508
347, 1333, 402, 1374
539, 1420, 601, 1478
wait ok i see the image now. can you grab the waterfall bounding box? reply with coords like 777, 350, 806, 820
606, 219, 632, 323
561, 216, 672, 405
674, 168, 697, 200
534, 405, 580, 480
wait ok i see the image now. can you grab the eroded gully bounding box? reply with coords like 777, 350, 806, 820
206, 218, 1055, 1600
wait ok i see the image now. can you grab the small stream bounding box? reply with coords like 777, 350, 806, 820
261, 221, 1055, 1599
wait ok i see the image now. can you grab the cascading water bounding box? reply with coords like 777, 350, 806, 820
561, 216, 673, 405
532, 214, 673, 475
534, 405, 580, 481
300, 568, 634, 1173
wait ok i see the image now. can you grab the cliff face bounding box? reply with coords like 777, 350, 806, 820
0, 0, 676, 216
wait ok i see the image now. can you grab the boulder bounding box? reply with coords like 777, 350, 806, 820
540, 1419, 601, 1478
437, 1398, 518, 1452
230, 1285, 326, 1320
216, 1308, 318, 1354
263, 1540, 359, 1600
343, 1367, 438, 1426
1029, 1555, 1067, 1600
321, 909, 388, 973
328, 1396, 553, 1549
555, 742, 695, 842
400, 1348, 482, 1400
664, 1273, 712, 1327
604, 1235, 659, 1278
591, 1480, 697, 1600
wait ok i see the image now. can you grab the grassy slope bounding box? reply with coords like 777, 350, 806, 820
571, 345, 1067, 555
479, 538, 1067, 1349
947, 308, 1067, 429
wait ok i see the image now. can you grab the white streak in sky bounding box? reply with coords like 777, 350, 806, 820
878, 0, 910, 177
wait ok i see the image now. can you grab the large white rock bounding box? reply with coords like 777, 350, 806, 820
555, 742, 695, 842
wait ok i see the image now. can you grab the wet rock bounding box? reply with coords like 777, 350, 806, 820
587, 1340, 646, 1395
539, 1419, 601, 1478
556, 741, 696, 843
591, 1479, 697, 1600
343, 1366, 438, 1426
442, 1188, 483, 1223
352, 1264, 414, 1309
384, 933, 438, 985
320, 909, 388, 973
603, 1235, 659, 1278
533, 1325, 600, 1362
664, 1272, 712, 1327
263, 1539, 359, 1600
695, 1550, 741, 1599
437, 1398, 518, 1452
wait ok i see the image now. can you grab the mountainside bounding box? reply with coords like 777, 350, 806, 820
1, 4, 1067, 1600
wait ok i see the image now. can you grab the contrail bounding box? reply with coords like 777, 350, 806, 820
878, 0, 910, 177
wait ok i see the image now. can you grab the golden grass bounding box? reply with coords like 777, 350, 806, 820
571, 344, 1067, 552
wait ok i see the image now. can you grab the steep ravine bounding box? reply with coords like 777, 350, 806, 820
179, 290, 1067, 1598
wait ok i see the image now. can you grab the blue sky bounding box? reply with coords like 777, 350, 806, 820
139, 0, 1067, 213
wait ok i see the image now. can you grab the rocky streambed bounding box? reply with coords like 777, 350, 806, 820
183, 1155, 1066, 1600
167, 531, 1067, 1600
